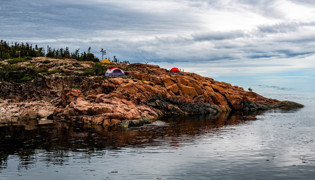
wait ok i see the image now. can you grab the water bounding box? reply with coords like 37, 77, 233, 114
0, 87, 314, 180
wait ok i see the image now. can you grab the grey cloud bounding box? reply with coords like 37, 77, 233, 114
187, 0, 227, 9
275, 49, 315, 58
258, 22, 315, 34
0, 0, 200, 40
277, 29, 315, 45
258, 23, 299, 34
193, 31, 246, 41
187, 0, 283, 19
290, 0, 315, 6
247, 54, 280, 59
233, 0, 284, 18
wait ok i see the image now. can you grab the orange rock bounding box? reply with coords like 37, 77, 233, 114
178, 84, 198, 99
178, 77, 192, 86
225, 94, 244, 110
163, 77, 176, 88
167, 84, 180, 94
211, 92, 229, 107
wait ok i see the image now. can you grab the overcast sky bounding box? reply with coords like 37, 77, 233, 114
1, 0, 315, 84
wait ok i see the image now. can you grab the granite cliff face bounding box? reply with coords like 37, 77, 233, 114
0, 57, 303, 126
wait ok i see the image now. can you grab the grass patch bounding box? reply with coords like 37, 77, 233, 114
70, 84, 80, 89
7, 58, 26, 64
7, 57, 32, 64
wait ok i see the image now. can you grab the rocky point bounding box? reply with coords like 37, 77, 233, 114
0, 57, 303, 126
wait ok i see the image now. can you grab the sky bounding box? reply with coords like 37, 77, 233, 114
1, 0, 315, 90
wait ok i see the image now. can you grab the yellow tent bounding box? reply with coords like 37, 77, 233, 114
101, 58, 110, 64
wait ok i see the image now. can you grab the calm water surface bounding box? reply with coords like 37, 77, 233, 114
0, 87, 314, 180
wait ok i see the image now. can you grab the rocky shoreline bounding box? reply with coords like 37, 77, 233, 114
0, 57, 303, 127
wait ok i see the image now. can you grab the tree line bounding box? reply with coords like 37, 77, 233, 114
0, 40, 99, 62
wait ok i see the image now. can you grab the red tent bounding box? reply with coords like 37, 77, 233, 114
170, 67, 180, 73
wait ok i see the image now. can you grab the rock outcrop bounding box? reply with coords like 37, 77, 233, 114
0, 99, 55, 124
0, 58, 303, 126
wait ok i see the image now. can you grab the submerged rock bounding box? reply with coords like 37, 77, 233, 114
121, 118, 152, 128
150, 120, 168, 126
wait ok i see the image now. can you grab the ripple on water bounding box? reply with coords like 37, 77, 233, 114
0, 92, 315, 179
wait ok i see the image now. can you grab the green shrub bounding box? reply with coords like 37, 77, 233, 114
81, 63, 107, 76
83, 68, 94, 76
20, 76, 33, 81
48, 68, 63, 75
0, 68, 31, 83
93, 63, 107, 76
73, 63, 82, 67
70, 84, 80, 89
7, 58, 26, 64
63, 71, 73, 76
41, 60, 51, 64
36, 67, 49, 73
24, 56, 32, 60
0, 64, 40, 82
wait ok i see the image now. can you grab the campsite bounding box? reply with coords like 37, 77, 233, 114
1, 0, 315, 179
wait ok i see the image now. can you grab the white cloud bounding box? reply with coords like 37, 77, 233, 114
275, 0, 315, 21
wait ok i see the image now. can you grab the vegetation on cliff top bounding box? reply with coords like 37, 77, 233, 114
0, 40, 99, 62
0, 57, 114, 83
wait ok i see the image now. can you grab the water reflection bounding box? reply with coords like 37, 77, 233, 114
0, 111, 261, 170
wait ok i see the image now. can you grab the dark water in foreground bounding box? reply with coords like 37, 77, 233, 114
0, 89, 315, 180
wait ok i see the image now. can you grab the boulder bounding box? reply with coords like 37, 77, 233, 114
179, 84, 198, 99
